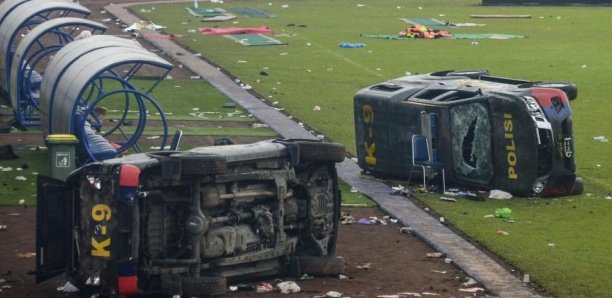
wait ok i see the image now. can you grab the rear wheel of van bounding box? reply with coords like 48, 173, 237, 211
181, 275, 227, 297
572, 177, 584, 195
298, 256, 346, 276
295, 141, 345, 162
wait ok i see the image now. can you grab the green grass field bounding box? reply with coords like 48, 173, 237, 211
131, 1, 612, 296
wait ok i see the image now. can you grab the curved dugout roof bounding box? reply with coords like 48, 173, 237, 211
40, 35, 147, 133
0, 0, 29, 27
0, 0, 90, 92
47, 45, 172, 135
9, 17, 107, 122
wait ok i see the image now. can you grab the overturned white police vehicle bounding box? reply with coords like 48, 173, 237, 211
355, 70, 582, 197
36, 139, 346, 296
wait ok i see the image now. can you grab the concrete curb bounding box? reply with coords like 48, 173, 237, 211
105, 3, 545, 297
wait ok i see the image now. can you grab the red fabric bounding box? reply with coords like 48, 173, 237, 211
199, 25, 272, 35
117, 276, 138, 296
119, 164, 140, 187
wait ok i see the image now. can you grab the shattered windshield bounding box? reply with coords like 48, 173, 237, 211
450, 102, 493, 184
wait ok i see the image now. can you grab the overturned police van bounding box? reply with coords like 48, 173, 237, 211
36, 139, 346, 296
354, 70, 582, 197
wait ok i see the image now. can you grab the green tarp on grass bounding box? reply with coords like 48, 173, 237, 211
186, 7, 226, 17
224, 34, 286, 46
230, 7, 276, 18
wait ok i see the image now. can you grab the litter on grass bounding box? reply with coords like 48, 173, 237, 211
593, 136, 609, 142
339, 42, 366, 48
439, 196, 456, 202
489, 189, 513, 200
494, 207, 512, 219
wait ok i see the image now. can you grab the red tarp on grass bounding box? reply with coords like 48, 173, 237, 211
199, 25, 272, 35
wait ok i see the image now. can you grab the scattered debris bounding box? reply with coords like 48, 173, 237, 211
494, 207, 512, 219
593, 136, 608, 142
497, 230, 510, 236
459, 287, 485, 293
277, 281, 301, 294
255, 282, 275, 293
325, 290, 343, 297
390, 184, 411, 196
251, 123, 269, 129
432, 270, 447, 274
18, 199, 25, 205
57, 281, 79, 293
16, 252, 36, 258
300, 273, 314, 280
340, 212, 355, 224
470, 14, 531, 18
422, 292, 440, 296
397, 292, 422, 297
426, 252, 443, 258
461, 277, 478, 287
443, 258, 452, 264
338, 274, 349, 280
606, 194, 612, 200
313, 105, 321, 111
439, 196, 456, 202
523, 274, 530, 283
399, 226, 413, 234
489, 189, 513, 200
0, 225, 6, 231
356, 262, 371, 269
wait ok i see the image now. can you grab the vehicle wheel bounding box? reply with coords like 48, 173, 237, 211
572, 177, 584, 195
534, 82, 578, 100
160, 274, 182, 296
298, 256, 346, 276
182, 276, 227, 297
175, 153, 227, 175
295, 141, 345, 162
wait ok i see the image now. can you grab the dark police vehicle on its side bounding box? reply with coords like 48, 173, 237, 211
354, 70, 582, 197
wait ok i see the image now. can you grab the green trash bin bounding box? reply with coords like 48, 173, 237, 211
45, 134, 78, 181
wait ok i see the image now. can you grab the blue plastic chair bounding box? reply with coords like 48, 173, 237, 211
408, 134, 446, 192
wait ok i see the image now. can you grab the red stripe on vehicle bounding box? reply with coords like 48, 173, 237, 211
119, 164, 140, 187
117, 275, 138, 296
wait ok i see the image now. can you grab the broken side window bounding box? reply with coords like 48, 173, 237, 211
450, 102, 493, 184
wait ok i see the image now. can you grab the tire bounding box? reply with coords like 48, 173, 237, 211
534, 82, 578, 101
298, 256, 346, 276
572, 177, 584, 195
295, 141, 345, 162
181, 276, 227, 297
174, 153, 227, 175
160, 274, 182, 296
